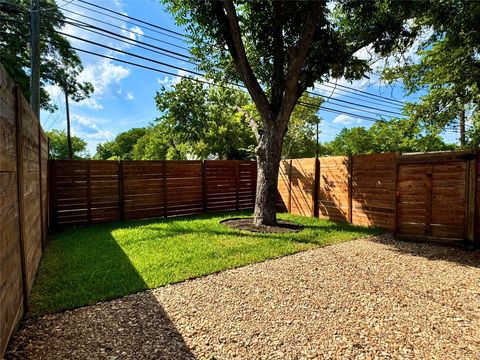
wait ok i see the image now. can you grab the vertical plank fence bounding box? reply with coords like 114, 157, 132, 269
1, 65, 48, 357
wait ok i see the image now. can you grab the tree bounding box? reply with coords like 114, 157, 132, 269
47, 129, 89, 159
324, 119, 454, 156
132, 124, 190, 160
155, 78, 255, 159
94, 128, 146, 160
382, 0, 480, 147
163, 0, 417, 225
0, 0, 93, 112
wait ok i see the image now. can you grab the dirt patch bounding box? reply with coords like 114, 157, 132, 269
220, 217, 303, 233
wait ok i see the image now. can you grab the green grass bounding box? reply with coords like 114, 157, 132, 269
29, 211, 382, 316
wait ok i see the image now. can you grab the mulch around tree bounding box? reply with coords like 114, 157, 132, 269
220, 217, 303, 233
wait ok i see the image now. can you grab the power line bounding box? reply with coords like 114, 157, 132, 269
55, 16, 194, 63
75, 0, 186, 38
65, 0, 408, 109
0, 14, 403, 121
307, 90, 403, 117
62, 7, 190, 51
1, 0, 409, 112
325, 82, 405, 105
315, 82, 403, 109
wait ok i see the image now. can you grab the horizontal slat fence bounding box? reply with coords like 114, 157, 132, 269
50, 160, 257, 226
280, 151, 478, 245
351, 153, 396, 229
0, 64, 48, 357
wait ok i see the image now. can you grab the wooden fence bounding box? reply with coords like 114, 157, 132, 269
49, 159, 257, 226
0, 65, 48, 356
278, 151, 479, 245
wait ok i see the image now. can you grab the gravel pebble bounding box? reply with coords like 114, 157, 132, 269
5, 235, 480, 359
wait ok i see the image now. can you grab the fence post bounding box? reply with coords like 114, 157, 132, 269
466, 152, 477, 243
14, 86, 29, 311
235, 160, 240, 210
49, 160, 57, 228
202, 160, 207, 213
118, 160, 125, 221
163, 161, 168, 218
313, 158, 320, 218
37, 122, 45, 250
288, 159, 292, 213
86, 161, 91, 224
393, 152, 401, 235
46, 138, 50, 232
347, 155, 353, 223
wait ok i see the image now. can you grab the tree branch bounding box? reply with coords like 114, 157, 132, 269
271, 1, 285, 114
213, 1, 272, 121
279, 1, 325, 125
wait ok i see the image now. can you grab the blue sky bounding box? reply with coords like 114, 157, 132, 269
41, 0, 459, 155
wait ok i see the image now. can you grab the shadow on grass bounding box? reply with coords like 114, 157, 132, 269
24, 229, 195, 358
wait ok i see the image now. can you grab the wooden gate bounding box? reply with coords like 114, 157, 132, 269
394, 151, 477, 245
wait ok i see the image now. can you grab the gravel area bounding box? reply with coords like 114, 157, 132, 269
6, 235, 480, 359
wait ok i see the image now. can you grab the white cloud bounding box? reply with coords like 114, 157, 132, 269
79, 60, 130, 95
332, 115, 362, 125
71, 115, 114, 141
126, 92, 134, 100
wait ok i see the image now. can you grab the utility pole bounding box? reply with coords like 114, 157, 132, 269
459, 107, 466, 148
64, 85, 73, 159
30, 0, 40, 120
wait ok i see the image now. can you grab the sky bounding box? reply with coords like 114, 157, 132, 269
40, 0, 459, 155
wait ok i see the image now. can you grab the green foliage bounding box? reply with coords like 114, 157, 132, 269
324, 119, 454, 156
163, 1, 415, 91
29, 211, 381, 316
283, 94, 322, 158
94, 128, 146, 160
0, 0, 93, 111
154, 79, 255, 159
382, 0, 480, 144
46, 129, 89, 159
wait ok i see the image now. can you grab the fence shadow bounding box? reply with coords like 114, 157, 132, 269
369, 235, 480, 268
6, 229, 195, 359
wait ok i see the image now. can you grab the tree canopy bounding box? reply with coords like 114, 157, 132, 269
0, 0, 93, 111
324, 119, 454, 156
47, 129, 89, 159
162, 0, 417, 225
94, 128, 147, 160
382, 0, 480, 147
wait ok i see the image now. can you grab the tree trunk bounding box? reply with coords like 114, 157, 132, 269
253, 124, 284, 226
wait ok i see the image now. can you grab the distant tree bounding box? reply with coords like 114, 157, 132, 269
324, 119, 454, 156
282, 94, 322, 159
0, 0, 93, 112
47, 129, 89, 159
325, 127, 376, 156
94, 128, 146, 160
132, 124, 190, 160
163, 0, 418, 225
155, 78, 255, 159
94, 142, 117, 160
382, 0, 480, 147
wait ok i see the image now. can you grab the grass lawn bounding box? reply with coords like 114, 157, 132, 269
30, 211, 382, 316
